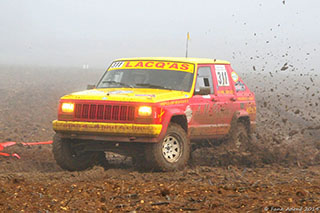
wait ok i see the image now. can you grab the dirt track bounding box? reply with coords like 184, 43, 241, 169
0, 65, 319, 212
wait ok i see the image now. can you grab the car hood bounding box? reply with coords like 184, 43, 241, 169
61, 88, 191, 103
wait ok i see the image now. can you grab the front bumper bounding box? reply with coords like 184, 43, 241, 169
52, 120, 162, 137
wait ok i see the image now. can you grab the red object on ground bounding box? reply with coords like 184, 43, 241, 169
0, 141, 52, 159
0, 141, 17, 148
0, 151, 20, 159
21, 141, 53, 146
0, 152, 10, 157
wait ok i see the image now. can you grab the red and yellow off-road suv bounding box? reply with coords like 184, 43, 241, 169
52, 57, 256, 171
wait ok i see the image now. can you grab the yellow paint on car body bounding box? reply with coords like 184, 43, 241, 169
61, 88, 190, 103
113, 57, 230, 65
109, 60, 195, 73
53, 120, 162, 136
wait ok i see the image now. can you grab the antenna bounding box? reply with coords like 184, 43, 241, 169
185, 32, 190, 58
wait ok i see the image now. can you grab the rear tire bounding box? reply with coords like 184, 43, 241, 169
145, 123, 190, 172
228, 122, 251, 152
52, 134, 107, 171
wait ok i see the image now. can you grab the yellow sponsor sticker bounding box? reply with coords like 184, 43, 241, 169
231, 72, 239, 82
109, 60, 195, 73
160, 99, 189, 106
53, 120, 162, 136
246, 106, 256, 114
217, 90, 233, 94
237, 97, 254, 101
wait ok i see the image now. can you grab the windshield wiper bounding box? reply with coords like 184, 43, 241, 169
135, 83, 172, 90
102, 80, 133, 88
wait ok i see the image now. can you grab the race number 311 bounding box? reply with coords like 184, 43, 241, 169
215, 65, 230, 87
110, 61, 124, 69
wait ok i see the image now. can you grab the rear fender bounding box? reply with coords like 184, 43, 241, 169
230, 110, 250, 133
234, 110, 250, 120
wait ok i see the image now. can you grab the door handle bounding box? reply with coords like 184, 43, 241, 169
211, 97, 217, 102
230, 97, 236, 101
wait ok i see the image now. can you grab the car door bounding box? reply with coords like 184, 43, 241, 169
188, 65, 217, 139
211, 64, 236, 136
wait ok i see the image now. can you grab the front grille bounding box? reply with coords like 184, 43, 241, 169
75, 103, 135, 122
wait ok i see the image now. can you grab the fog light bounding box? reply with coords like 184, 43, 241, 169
61, 103, 74, 113
138, 106, 152, 116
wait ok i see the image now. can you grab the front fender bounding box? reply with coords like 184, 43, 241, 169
158, 108, 186, 140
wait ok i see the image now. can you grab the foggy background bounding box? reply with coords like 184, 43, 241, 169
0, 0, 319, 71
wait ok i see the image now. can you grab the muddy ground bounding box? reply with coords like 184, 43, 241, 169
0, 65, 319, 212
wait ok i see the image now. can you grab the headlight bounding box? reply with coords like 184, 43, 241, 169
138, 106, 152, 116
61, 103, 74, 113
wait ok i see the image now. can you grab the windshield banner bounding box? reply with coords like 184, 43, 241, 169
108, 60, 195, 73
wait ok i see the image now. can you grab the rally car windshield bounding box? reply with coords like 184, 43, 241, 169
97, 69, 194, 92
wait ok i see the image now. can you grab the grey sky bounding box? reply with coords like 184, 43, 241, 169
0, 0, 319, 70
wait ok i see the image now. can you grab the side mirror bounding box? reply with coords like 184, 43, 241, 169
194, 87, 211, 95
87, 84, 96, 90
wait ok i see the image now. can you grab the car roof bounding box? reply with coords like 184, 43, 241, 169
114, 57, 230, 65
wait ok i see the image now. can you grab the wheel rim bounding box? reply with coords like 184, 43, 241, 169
162, 134, 182, 163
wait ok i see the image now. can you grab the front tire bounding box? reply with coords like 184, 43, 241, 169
52, 134, 107, 171
145, 123, 190, 172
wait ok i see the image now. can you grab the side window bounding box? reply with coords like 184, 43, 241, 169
195, 66, 214, 94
